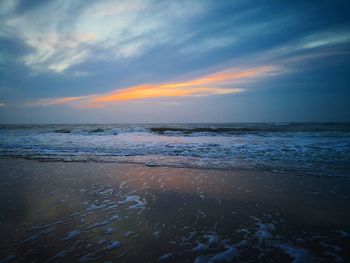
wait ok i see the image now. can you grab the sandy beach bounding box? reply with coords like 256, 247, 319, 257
0, 158, 349, 262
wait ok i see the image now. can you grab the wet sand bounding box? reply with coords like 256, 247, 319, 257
0, 158, 349, 262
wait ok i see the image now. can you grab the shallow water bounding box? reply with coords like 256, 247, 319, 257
0, 159, 349, 262
1, 123, 349, 177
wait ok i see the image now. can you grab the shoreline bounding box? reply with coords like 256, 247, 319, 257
1, 156, 349, 179
0, 158, 349, 262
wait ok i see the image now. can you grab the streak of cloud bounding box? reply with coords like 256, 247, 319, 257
28, 65, 279, 108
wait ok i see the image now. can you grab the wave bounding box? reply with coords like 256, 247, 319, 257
89, 128, 104, 133
150, 123, 350, 135
52, 126, 150, 135
47, 123, 350, 136
1, 123, 350, 132
54, 128, 72, 133
51, 126, 276, 135
151, 127, 275, 134
1, 123, 350, 178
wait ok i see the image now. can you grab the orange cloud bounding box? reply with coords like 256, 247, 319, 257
29, 65, 279, 108
161, 66, 276, 88
90, 85, 242, 104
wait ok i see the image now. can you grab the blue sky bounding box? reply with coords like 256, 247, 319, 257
0, 0, 349, 123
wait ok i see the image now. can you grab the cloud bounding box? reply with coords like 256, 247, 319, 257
269, 30, 350, 58
0, 102, 6, 107
28, 65, 279, 108
1, 0, 206, 73
300, 31, 350, 50
0, 0, 18, 15
3, 0, 348, 76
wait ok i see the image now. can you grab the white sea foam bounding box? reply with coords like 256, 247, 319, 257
105, 241, 121, 250
79, 252, 96, 262
194, 245, 238, 263
208, 245, 238, 263
158, 252, 174, 261
105, 228, 115, 234
153, 230, 161, 238
119, 181, 127, 189
98, 188, 113, 196
124, 231, 134, 238
205, 234, 220, 246
17, 234, 39, 244
255, 223, 275, 241
62, 230, 80, 240
1, 123, 349, 177
192, 242, 207, 252
275, 243, 313, 263
98, 239, 108, 245
52, 250, 69, 259
86, 203, 106, 212
119, 195, 146, 209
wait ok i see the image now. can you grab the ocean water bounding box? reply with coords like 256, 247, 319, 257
0, 123, 349, 177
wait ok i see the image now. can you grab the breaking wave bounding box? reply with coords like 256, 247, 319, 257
1, 123, 350, 177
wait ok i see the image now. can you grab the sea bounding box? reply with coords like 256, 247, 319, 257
0, 123, 349, 177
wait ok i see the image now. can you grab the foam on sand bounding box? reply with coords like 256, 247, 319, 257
158, 252, 174, 261
62, 230, 81, 240
255, 223, 275, 241
105, 241, 121, 250
119, 195, 147, 209
274, 243, 313, 263
194, 245, 238, 263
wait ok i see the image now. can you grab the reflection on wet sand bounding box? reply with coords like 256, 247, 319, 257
0, 159, 349, 262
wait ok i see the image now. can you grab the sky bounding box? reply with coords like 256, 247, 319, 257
0, 0, 349, 123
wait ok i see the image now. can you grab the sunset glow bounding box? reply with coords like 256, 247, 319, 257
30, 66, 277, 108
